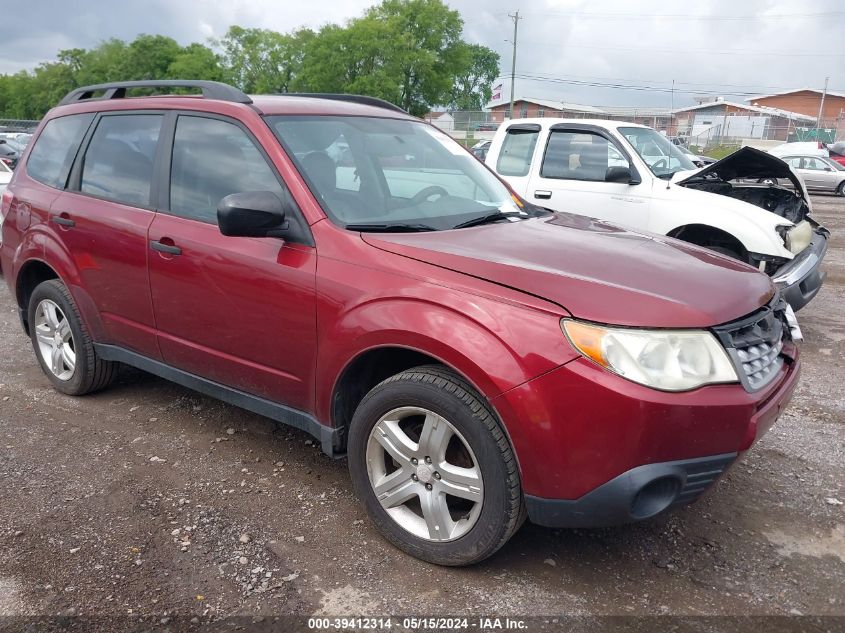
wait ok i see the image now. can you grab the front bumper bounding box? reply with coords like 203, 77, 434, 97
773, 229, 828, 311
526, 453, 736, 528
493, 340, 801, 528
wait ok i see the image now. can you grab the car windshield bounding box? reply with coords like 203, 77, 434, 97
267, 115, 531, 231
618, 127, 696, 179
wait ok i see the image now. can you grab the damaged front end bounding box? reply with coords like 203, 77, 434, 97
675, 147, 829, 310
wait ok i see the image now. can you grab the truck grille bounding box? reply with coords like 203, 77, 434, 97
712, 297, 790, 392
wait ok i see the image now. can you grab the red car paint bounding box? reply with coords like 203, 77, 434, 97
0, 93, 799, 506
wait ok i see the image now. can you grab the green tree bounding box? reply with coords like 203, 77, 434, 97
168, 43, 223, 81
218, 26, 313, 93
449, 43, 499, 111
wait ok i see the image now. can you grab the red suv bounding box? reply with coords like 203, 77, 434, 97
0, 81, 800, 565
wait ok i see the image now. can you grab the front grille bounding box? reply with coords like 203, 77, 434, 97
712, 297, 791, 392
670, 454, 736, 507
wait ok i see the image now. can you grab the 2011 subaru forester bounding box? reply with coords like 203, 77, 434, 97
0, 81, 801, 565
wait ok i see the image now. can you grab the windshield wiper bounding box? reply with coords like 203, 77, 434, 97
452, 211, 524, 230
345, 222, 437, 232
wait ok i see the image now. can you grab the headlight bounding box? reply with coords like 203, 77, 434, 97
562, 319, 738, 391
779, 220, 812, 255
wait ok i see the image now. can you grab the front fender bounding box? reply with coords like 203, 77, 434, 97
652, 189, 792, 258
316, 293, 578, 425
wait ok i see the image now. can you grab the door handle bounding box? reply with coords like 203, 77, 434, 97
51, 215, 75, 227
534, 190, 552, 199
150, 240, 182, 256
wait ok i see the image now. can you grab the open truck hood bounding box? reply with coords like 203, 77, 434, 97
675, 147, 808, 202
362, 213, 774, 328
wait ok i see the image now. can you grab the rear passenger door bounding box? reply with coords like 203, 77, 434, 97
525, 126, 652, 229
147, 113, 317, 411
50, 112, 164, 359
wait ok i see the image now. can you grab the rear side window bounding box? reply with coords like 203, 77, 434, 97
80, 114, 163, 208
496, 128, 539, 177
169, 116, 283, 224
27, 114, 94, 189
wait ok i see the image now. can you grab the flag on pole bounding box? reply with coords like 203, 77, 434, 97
491, 83, 503, 100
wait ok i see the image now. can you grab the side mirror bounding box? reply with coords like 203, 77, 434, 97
605, 165, 637, 184
217, 191, 288, 238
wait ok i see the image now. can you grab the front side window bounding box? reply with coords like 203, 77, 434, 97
619, 126, 696, 179
27, 114, 94, 189
268, 116, 526, 230
169, 116, 284, 223
80, 114, 162, 207
540, 130, 629, 182
496, 127, 539, 177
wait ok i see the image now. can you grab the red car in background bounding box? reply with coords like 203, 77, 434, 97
1, 81, 800, 565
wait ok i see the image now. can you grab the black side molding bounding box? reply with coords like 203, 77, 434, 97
93, 344, 342, 457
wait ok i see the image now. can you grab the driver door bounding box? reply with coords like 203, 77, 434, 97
525, 127, 652, 230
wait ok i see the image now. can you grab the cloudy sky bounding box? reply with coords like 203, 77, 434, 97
3, 0, 843, 108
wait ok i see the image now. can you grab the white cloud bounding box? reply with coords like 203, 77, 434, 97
1, 0, 843, 108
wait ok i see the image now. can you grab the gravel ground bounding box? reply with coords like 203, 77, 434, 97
0, 195, 843, 631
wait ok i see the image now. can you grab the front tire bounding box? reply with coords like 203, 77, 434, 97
837, 181, 845, 196
28, 280, 118, 396
347, 365, 523, 566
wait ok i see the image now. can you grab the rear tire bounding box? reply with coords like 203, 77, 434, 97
28, 280, 118, 396
347, 365, 523, 566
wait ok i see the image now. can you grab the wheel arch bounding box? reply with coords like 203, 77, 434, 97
667, 223, 750, 261
329, 344, 508, 455
15, 259, 61, 334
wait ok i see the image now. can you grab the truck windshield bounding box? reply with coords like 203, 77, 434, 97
618, 127, 697, 179
267, 115, 531, 231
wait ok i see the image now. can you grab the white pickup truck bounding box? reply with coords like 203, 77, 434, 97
485, 118, 828, 310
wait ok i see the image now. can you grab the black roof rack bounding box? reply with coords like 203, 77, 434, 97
58, 80, 252, 106
281, 93, 407, 114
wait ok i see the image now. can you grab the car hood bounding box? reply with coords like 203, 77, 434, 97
675, 146, 807, 201
362, 214, 774, 328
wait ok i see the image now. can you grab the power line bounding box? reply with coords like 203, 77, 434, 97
523, 42, 843, 58
503, 70, 844, 94
510, 73, 844, 99
522, 10, 845, 21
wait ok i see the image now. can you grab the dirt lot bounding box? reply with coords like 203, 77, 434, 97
0, 196, 843, 630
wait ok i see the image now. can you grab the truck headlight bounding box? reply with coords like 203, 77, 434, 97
778, 221, 812, 255
562, 319, 738, 391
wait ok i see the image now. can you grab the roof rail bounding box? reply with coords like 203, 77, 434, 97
281, 93, 407, 114
58, 80, 252, 106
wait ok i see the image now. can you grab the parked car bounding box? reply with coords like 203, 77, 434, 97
2, 81, 802, 566
485, 118, 828, 311
773, 155, 845, 195
473, 121, 499, 131
0, 141, 20, 169
0, 160, 11, 193
677, 144, 716, 168
470, 140, 491, 161
826, 141, 845, 167
769, 141, 828, 159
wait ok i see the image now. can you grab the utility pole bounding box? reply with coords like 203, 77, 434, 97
815, 76, 829, 141
508, 10, 521, 120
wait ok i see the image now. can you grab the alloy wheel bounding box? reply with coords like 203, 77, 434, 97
365, 406, 484, 542
33, 299, 76, 381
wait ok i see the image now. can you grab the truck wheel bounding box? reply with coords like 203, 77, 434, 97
28, 279, 118, 396
347, 365, 524, 566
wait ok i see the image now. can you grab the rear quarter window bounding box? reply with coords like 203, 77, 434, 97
26, 114, 95, 189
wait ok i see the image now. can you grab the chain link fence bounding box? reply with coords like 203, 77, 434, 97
0, 119, 40, 133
